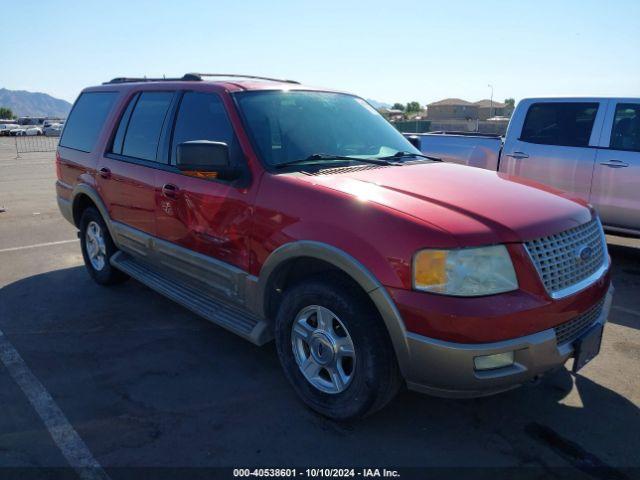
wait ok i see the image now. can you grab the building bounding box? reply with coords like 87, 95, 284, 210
474, 99, 513, 120
426, 98, 514, 121
426, 98, 478, 120
381, 108, 405, 121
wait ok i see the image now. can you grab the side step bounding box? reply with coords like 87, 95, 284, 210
110, 252, 272, 345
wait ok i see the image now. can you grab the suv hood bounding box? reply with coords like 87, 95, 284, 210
301, 162, 592, 246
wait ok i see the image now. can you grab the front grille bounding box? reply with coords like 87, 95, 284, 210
525, 219, 606, 297
554, 298, 605, 346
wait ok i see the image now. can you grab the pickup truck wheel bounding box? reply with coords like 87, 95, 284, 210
275, 275, 401, 420
79, 207, 129, 285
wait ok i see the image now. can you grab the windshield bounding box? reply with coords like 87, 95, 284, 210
234, 91, 421, 167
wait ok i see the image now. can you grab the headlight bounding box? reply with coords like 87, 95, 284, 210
413, 245, 518, 296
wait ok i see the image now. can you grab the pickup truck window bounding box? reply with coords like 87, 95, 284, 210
171, 92, 241, 165
610, 103, 640, 152
520, 102, 598, 148
235, 91, 419, 167
121, 91, 174, 162
60, 92, 118, 152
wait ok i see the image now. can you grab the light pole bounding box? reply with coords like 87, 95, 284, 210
488, 84, 494, 118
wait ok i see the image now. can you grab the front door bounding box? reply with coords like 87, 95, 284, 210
501, 100, 605, 200
154, 91, 255, 300
590, 100, 640, 232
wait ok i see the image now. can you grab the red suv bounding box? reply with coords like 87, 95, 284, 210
56, 74, 613, 420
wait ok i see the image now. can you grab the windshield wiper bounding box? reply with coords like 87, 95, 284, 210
274, 153, 394, 169
378, 151, 442, 162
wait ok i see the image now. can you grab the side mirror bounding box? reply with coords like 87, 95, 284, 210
405, 135, 421, 149
176, 141, 241, 180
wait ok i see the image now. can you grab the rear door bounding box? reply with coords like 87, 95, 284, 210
501, 100, 606, 200
590, 100, 640, 232
99, 91, 176, 239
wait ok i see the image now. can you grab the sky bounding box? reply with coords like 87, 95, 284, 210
2, 0, 639, 106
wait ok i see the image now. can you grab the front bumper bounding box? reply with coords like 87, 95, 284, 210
402, 285, 613, 398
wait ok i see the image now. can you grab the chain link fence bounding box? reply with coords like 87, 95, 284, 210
14, 136, 59, 155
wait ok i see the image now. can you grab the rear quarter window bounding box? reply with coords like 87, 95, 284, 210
520, 102, 599, 148
59, 92, 118, 152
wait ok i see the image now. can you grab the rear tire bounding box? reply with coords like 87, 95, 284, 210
275, 274, 402, 420
79, 207, 129, 285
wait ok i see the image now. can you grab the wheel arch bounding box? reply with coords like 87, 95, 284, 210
256, 241, 411, 373
71, 184, 117, 242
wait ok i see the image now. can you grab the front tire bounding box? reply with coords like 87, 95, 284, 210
79, 207, 129, 285
275, 274, 402, 420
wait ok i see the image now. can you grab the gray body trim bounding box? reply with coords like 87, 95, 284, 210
111, 222, 248, 304
57, 196, 74, 225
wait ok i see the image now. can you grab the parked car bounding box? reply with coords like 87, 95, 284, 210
25, 126, 43, 136
44, 123, 63, 136
56, 75, 613, 419
10, 128, 26, 136
407, 98, 640, 236
0, 123, 20, 136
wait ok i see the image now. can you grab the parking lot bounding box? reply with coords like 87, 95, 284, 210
0, 136, 638, 477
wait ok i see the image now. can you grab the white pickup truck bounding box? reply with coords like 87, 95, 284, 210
407, 97, 640, 236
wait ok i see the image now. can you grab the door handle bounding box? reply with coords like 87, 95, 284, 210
98, 167, 111, 178
600, 160, 629, 168
162, 183, 179, 198
505, 151, 529, 160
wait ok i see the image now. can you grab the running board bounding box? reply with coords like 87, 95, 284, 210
110, 251, 272, 345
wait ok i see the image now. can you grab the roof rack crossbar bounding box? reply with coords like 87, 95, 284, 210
187, 73, 300, 84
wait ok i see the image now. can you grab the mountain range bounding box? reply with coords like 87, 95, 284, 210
0, 88, 72, 118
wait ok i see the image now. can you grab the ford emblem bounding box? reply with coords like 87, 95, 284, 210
576, 245, 593, 263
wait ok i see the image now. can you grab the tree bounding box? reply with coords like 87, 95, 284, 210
391, 103, 405, 111
504, 98, 515, 109
405, 101, 422, 113
0, 107, 15, 119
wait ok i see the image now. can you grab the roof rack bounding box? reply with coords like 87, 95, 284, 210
103, 74, 200, 85
103, 73, 300, 85
187, 73, 300, 84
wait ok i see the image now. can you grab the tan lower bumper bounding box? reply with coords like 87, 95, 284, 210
403, 285, 614, 398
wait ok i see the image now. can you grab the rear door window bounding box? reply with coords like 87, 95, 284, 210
121, 91, 174, 162
60, 92, 118, 152
520, 102, 599, 147
610, 103, 640, 152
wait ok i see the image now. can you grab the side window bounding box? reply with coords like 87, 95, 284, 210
171, 92, 241, 164
110, 93, 139, 155
60, 92, 118, 152
520, 102, 599, 147
121, 92, 173, 162
610, 103, 640, 152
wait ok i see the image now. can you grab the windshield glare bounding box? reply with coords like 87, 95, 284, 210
235, 91, 421, 167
